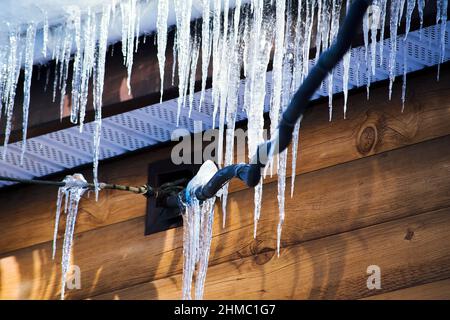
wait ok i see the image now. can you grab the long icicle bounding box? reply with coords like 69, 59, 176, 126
327, 0, 342, 120
182, 160, 218, 300
272, 0, 287, 257
269, 0, 286, 176
92, 4, 111, 200
389, 0, 401, 100
378, 0, 388, 66
157, 0, 169, 103
342, 0, 351, 119
402, 0, 416, 110
291, 0, 315, 198
54, 174, 88, 300
2, 26, 21, 160
42, 12, 49, 58
437, 0, 448, 80
221, 0, 242, 227
289, 0, 303, 198
20, 23, 37, 164
199, 0, 212, 111
174, 0, 193, 126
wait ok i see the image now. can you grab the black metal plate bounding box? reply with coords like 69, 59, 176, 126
145, 159, 201, 235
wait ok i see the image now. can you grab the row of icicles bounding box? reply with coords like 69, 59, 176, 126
0, 0, 447, 299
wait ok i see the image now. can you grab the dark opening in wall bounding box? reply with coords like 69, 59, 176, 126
145, 159, 200, 235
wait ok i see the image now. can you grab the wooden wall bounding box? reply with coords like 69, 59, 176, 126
1, 67, 450, 300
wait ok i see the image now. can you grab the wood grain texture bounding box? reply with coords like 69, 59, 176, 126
363, 279, 450, 300
1, 135, 449, 299
92, 209, 450, 300
1, 68, 450, 255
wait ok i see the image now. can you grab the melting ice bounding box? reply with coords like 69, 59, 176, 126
182, 160, 218, 300
52, 174, 88, 300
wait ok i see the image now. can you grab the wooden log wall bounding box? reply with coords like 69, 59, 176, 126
0, 66, 450, 299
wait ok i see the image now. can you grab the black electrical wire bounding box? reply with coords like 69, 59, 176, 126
194, 0, 372, 202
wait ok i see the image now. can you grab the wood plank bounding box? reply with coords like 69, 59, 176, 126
1, 66, 450, 254
1, 135, 450, 299
1, 1, 440, 143
363, 279, 450, 300
91, 209, 450, 300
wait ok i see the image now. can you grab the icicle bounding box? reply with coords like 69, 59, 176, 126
42, 12, 49, 58
288, 0, 304, 198
0, 48, 7, 114
277, 148, 287, 257
193, 195, 216, 299
231, 0, 241, 66
174, 0, 193, 125
438, 0, 448, 80
314, 0, 324, 63
157, 0, 169, 103
188, 33, 200, 116
92, 4, 111, 200
52, 186, 64, 260
134, 1, 141, 53
290, 116, 302, 198
389, 0, 401, 100
342, 0, 351, 119
120, 0, 138, 95
404, 0, 416, 40
58, 16, 74, 122
211, 0, 222, 129
198, 0, 212, 111
44, 68, 50, 92
53, 174, 88, 300
356, 47, 361, 87
182, 160, 218, 300
401, 35, 407, 111
417, 0, 425, 32
301, 0, 316, 84
172, 34, 177, 86
366, 57, 371, 99
378, 0, 387, 66
276, 10, 295, 256
52, 66, 59, 104
51, 26, 63, 105
291, 0, 304, 93
221, 0, 242, 226
268, 0, 286, 176
317, 0, 331, 100
328, 0, 342, 121
21, 23, 37, 164
363, 9, 370, 98
400, 0, 416, 110
242, 1, 273, 237
69, 6, 82, 125
2, 26, 21, 160
290, 0, 313, 198
215, 39, 229, 169
79, 8, 97, 132
370, 1, 381, 76
212, 0, 230, 169
253, 181, 263, 238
